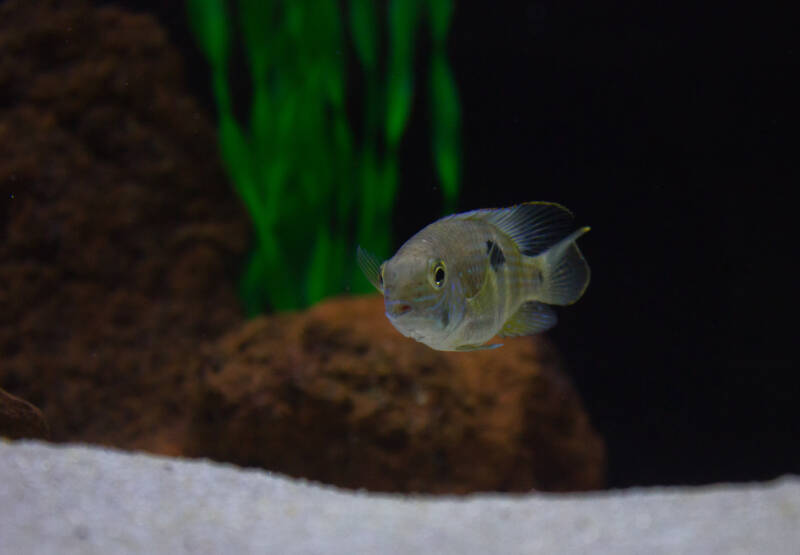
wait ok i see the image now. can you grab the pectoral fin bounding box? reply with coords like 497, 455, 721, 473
464, 258, 497, 313
498, 301, 557, 337
356, 246, 384, 293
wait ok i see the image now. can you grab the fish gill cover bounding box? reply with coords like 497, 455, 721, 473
185, 0, 461, 314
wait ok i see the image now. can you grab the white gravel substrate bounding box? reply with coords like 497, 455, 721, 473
1, 441, 798, 554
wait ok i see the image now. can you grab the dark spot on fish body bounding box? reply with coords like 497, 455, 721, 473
486, 240, 506, 271
441, 308, 450, 328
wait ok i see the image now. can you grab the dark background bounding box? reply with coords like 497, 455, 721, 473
106, 0, 797, 488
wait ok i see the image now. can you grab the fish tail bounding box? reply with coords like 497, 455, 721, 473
529, 227, 591, 306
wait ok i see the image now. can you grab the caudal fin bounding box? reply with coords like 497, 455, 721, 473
533, 226, 591, 306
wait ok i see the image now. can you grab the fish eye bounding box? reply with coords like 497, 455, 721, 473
432, 262, 446, 288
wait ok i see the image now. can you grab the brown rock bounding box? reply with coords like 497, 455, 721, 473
0, 387, 49, 440
0, 0, 247, 450
190, 295, 605, 493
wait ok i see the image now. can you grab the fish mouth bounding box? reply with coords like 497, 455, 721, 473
385, 301, 413, 318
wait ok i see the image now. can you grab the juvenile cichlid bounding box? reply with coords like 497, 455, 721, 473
357, 202, 590, 351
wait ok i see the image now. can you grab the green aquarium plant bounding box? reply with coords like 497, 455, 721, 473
186, 0, 461, 314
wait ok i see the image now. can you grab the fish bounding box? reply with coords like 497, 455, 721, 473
357, 202, 590, 351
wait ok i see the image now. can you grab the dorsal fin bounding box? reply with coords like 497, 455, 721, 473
450, 202, 575, 256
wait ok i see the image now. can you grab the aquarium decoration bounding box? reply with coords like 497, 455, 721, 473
186, 0, 461, 314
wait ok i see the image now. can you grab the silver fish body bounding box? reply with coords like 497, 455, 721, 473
357, 202, 590, 351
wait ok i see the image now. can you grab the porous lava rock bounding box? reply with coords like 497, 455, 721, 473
190, 295, 605, 493
0, 387, 49, 440
0, 0, 247, 450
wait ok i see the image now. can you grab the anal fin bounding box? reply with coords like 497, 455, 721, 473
455, 343, 504, 352
498, 301, 557, 337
